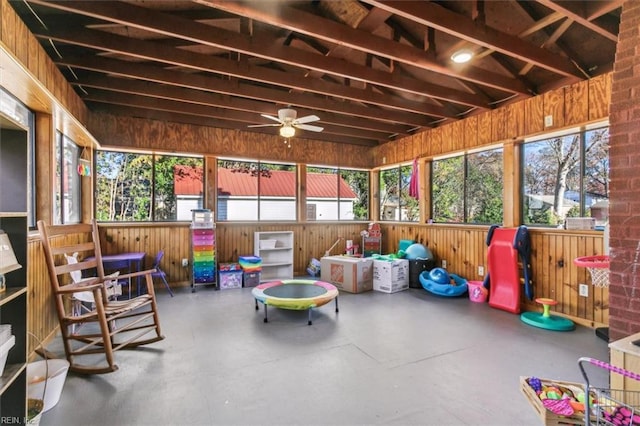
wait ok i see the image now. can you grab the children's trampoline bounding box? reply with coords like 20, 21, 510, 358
252, 279, 339, 325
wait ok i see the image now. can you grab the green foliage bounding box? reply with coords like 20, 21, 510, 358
96, 151, 202, 221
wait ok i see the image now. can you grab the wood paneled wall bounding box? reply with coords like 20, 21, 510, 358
372, 73, 611, 165
27, 221, 606, 349
380, 224, 607, 328
96, 222, 368, 284
87, 112, 373, 169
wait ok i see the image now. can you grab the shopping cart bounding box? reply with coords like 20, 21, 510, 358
579, 357, 640, 426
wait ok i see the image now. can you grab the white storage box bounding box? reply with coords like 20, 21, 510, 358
373, 259, 409, 293
0, 334, 16, 375
321, 256, 373, 293
191, 209, 214, 228
259, 239, 278, 249
565, 217, 596, 230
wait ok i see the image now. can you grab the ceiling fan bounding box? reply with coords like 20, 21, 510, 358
248, 108, 324, 138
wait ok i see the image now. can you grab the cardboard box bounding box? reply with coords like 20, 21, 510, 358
320, 256, 373, 293
373, 259, 409, 293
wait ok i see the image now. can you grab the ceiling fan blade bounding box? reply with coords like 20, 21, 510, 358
247, 123, 281, 128
295, 123, 324, 132
294, 114, 320, 124
261, 114, 284, 124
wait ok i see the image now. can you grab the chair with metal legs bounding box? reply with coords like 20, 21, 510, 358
151, 250, 174, 297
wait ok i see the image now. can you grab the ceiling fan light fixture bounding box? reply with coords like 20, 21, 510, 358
279, 125, 295, 138
451, 49, 473, 64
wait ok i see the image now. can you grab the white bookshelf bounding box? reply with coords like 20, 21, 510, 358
254, 231, 294, 282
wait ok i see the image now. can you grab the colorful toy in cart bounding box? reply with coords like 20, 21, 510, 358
526, 376, 593, 416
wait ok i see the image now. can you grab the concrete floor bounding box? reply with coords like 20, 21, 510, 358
39, 285, 610, 426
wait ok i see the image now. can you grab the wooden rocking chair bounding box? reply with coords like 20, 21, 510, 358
37, 219, 165, 374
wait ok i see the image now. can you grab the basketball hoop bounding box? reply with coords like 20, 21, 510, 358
574, 255, 610, 288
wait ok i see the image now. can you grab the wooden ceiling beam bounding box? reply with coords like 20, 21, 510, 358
87, 103, 379, 147
80, 88, 394, 141
72, 72, 411, 136
535, 0, 619, 42
35, 26, 457, 119
28, 0, 490, 109
362, 0, 583, 79
194, 0, 529, 94
54, 54, 436, 128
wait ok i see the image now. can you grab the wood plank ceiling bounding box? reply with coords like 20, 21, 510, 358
9, 0, 622, 147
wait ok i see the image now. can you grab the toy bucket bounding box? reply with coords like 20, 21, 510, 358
27, 359, 70, 412
468, 280, 488, 303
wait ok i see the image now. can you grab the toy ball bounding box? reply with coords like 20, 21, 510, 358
428, 268, 450, 284
404, 243, 433, 260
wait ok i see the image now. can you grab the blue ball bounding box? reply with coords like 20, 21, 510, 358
428, 268, 450, 284
404, 243, 432, 260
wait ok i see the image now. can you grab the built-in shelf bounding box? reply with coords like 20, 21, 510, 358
0, 116, 29, 421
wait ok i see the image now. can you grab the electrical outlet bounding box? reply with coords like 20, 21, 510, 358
182, 258, 189, 267
442, 260, 447, 269
579, 283, 589, 297
478, 266, 484, 276
544, 115, 553, 127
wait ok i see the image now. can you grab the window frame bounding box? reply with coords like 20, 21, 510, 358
94, 148, 204, 222
431, 145, 504, 225
521, 122, 609, 228
306, 165, 370, 221
53, 132, 82, 225
216, 158, 297, 222
379, 163, 419, 222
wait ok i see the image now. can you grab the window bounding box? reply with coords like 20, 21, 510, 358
432, 147, 504, 224
466, 148, 504, 224
432, 156, 464, 223
379, 164, 418, 222
0, 88, 35, 227
95, 150, 203, 221
522, 126, 609, 227
306, 166, 369, 221
217, 159, 297, 221
53, 132, 81, 224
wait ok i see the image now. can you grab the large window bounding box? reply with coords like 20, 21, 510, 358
522, 126, 609, 227
432, 147, 504, 224
306, 166, 369, 221
217, 159, 297, 221
95, 150, 203, 221
0, 88, 35, 227
379, 164, 418, 222
53, 132, 81, 224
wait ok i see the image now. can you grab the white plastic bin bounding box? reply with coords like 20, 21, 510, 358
27, 359, 70, 412
0, 335, 15, 375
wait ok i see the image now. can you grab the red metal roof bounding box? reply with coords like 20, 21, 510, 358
174, 165, 203, 196
175, 166, 357, 198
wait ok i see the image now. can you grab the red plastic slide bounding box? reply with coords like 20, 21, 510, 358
487, 227, 521, 314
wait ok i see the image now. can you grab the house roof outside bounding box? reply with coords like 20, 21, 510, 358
175, 166, 358, 199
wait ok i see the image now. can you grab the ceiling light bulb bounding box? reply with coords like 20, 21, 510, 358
279, 125, 295, 138
451, 50, 473, 64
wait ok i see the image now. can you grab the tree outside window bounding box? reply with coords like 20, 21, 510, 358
522, 127, 609, 227
379, 164, 418, 222
432, 156, 464, 223
95, 151, 203, 221
432, 147, 504, 224
306, 166, 369, 221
